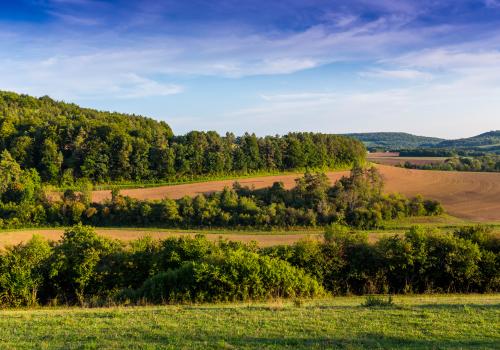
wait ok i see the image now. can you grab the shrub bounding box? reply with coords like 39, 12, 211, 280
0, 235, 51, 307
136, 249, 324, 303
47, 225, 119, 304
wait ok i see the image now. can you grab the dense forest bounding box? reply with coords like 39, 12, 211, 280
0, 224, 497, 307
400, 155, 500, 172
0, 91, 365, 185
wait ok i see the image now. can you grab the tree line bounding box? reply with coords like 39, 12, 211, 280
0, 91, 365, 185
0, 224, 497, 307
0, 152, 442, 230
400, 155, 500, 172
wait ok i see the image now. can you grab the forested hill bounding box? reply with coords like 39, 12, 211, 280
343, 132, 444, 150
435, 131, 500, 149
0, 91, 366, 184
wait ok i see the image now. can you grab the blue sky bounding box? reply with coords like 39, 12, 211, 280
1, 0, 500, 138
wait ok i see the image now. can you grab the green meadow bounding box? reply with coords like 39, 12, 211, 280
1, 294, 498, 350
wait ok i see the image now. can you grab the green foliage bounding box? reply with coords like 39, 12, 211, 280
436, 130, 500, 149
80, 168, 441, 230
266, 225, 498, 295
346, 132, 444, 150
0, 91, 365, 185
402, 155, 500, 172
137, 249, 323, 303
0, 225, 498, 308
47, 224, 118, 304
0, 235, 51, 307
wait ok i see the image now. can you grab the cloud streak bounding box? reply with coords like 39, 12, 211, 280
0, 0, 499, 137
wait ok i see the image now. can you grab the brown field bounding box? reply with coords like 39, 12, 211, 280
367, 155, 448, 166
0, 228, 325, 249
0, 228, 402, 249
92, 165, 500, 222
367, 152, 400, 157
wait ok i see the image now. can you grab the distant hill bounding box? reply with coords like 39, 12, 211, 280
435, 131, 500, 149
343, 132, 444, 150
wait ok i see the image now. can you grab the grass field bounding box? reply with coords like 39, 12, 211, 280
0, 294, 498, 349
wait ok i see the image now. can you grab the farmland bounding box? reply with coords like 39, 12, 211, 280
367, 153, 448, 166
0, 294, 498, 349
92, 165, 500, 222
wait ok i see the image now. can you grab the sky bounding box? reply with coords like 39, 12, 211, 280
1, 1, 500, 138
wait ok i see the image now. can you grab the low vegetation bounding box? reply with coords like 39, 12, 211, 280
1, 295, 498, 349
0, 224, 497, 307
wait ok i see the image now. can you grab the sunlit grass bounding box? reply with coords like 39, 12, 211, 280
0, 294, 498, 349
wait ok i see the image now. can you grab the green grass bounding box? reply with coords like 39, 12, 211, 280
2, 215, 499, 240
0, 295, 498, 349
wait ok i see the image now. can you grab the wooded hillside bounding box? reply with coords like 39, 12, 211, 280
0, 91, 366, 184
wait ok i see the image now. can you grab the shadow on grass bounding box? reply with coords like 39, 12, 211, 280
414, 303, 500, 310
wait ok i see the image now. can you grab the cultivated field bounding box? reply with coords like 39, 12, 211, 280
1, 294, 498, 349
0, 228, 324, 248
92, 165, 500, 222
367, 155, 448, 166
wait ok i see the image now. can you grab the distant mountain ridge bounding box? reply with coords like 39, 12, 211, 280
435, 131, 500, 149
343, 132, 444, 149
344, 131, 500, 151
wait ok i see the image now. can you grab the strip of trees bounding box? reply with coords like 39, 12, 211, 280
401, 155, 500, 172
0, 224, 497, 307
0, 91, 365, 185
0, 149, 442, 230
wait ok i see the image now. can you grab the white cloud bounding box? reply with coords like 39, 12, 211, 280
359, 69, 433, 80
220, 63, 500, 138
0, 52, 184, 100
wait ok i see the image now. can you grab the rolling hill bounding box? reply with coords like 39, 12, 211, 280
346, 131, 500, 152
343, 132, 444, 149
435, 130, 500, 149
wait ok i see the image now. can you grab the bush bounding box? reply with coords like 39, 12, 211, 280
47, 224, 119, 304
0, 224, 498, 308
0, 235, 51, 307
136, 249, 324, 303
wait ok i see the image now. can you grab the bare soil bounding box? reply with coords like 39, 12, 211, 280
367, 156, 448, 166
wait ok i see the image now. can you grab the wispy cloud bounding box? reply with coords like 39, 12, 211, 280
0, 0, 499, 137
359, 69, 433, 80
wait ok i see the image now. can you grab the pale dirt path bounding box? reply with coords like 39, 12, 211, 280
0, 229, 397, 249
91, 165, 500, 222
0, 229, 323, 248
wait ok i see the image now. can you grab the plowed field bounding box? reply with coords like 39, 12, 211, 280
92, 165, 500, 222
